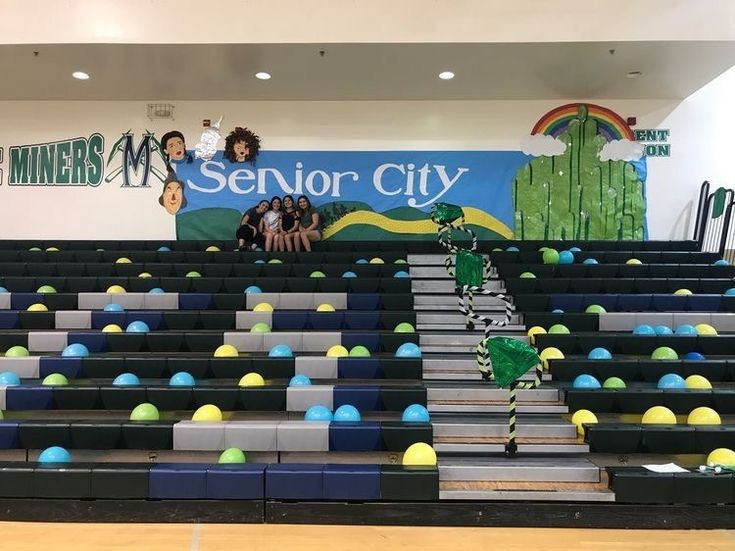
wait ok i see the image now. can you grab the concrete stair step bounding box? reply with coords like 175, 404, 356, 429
433, 442, 588, 453
413, 280, 505, 293
433, 421, 576, 439
438, 457, 600, 482
438, 489, 615, 502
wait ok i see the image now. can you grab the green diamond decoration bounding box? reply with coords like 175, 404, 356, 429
455, 249, 484, 287
486, 337, 540, 388
431, 203, 464, 225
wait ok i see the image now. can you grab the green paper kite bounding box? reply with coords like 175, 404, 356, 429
455, 249, 485, 288
486, 337, 540, 388
431, 202, 464, 225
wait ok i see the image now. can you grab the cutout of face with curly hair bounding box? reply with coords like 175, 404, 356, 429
224, 127, 261, 163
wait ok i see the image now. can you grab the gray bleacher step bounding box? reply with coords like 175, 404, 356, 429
433, 442, 589, 453
420, 334, 529, 346
417, 313, 522, 325
417, 324, 526, 332
415, 295, 513, 308
438, 457, 600, 482
427, 387, 560, 402
433, 419, 576, 439
412, 280, 504, 293
408, 254, 487, 266
439, 489, 615, 502
409, 266, 502, 279
429, 404, 568, 413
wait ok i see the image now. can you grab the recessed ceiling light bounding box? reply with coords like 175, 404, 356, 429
438, 71, 455, 80
72, 71, 90, 80
626, 71, 643, 79
255, 72, 271, 80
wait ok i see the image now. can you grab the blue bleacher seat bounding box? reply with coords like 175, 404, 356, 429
323, 463, 381, 500
265, 463, 323, 499
149, 463, 208, 499
39, 357, 82, 378
329, 421, 383, 452
333, 385, 381, 410
205, 463, 265, 499
178, 293, 213, 310
6, 387, 54, 410
337, 358, 381, 379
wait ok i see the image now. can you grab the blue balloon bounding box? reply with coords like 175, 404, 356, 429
0, 371, 21, 385
558, 250, 575, 265
148, 287, 165, 294
572, 374, 602, 389
157, 246, 171, 252
38, 446, 71, 464
304, 405, 333, 421
244, 286, 262, 294
255, 247, 263, 252
684, 351, 706, 361
289, 374, 312, 386
169, 371, 195, 386
654, 325, 673, 336
725, 288, 735, 296
569, 247, 582, 253
657, 373, 686, 389
587, 347, 612, 360
104, 303, 124, 312
505, 246, 520, 252
333, 404, 361, 423
269, 344, 293, 357
254, 259, 266, 264
393, 271, 410, 278
402, 404, 430, 423
582, 258, 598, 265
0, 287, 8, 293
551, 309, 565, 314
355, 258, 368, 264
674, 324, 697, 336
395, 342, 422, 358
632, 324, 656, 336
112, 372, 140, 386
126, 320, 150, 333
62, 343, 90, 358
342, 271, 358, 278
714, 259, 730, 266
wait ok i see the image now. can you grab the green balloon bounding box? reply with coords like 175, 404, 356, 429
394, 322, 415, 333
492, 248, 503, 252
394, 259, 408, 264
542, 248, 560, 264
538, 247, 549, 252
29, 247, 41, 252
37, 285, 57, 294
186, 271, 202, 278
548, 324, 570, 334
42, 373, 69, 386
218, 448, 247, 464
310, 271, 326, 278
268, 259, 283, 264
603, 377, 626, 389
585, 304, 606, 314
5, 346, 29, 358
651, 346, 678, 360
519, 272, 536, 279
0, 410, 3, 420
250, 322, 271, 333
130, 403, 160, 421
349, 345, 371, 357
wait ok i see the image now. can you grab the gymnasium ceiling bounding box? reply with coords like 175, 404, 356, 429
0, 41, 734, 100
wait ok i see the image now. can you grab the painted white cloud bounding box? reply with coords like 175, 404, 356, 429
598, 139, 644, 162
520, 134, 567, 157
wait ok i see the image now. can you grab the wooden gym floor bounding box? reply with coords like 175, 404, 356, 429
3, 522, 734, 551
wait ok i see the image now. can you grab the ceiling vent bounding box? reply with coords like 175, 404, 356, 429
147, 103, 175, 120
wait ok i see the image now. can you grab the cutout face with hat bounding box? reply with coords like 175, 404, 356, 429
159, 172, 187, 215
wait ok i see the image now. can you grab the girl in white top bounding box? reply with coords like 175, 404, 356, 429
261, 196, 284, 252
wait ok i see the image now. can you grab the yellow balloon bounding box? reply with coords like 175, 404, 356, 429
642, 406, 677, 425
27, 303, 48, 312
214, 344, 239, 358
673, 288, 692, 296
116, 257, 132, 264
369, 257, 385, 264
106, 285, 127, 294
192, 404, 223, 422
253, 302, 274, 312
45, 247, 59, 252
538, 347, 564, 371
527, 326, 547, 345
238, 372, 265, 387
326, 345, 349, 357
316, 304, 335, 312
707, 448, 735, 467
695, 323, 718, 336
626, 258, 643, 265
402, 442, 437, 466
205, 246, 221, 252
687, 407, 721, 425
685, 374, 712, 389
571, 409, 598, 436
138, 272, 152, 279
102, 324, 123, 333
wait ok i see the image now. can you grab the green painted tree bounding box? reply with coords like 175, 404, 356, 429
513, 106, 645, 240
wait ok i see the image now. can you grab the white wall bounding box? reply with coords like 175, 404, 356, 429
0, 98, 681, 240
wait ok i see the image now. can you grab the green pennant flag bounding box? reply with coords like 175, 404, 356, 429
431, 202, 464, 225
486, 337, 540, 388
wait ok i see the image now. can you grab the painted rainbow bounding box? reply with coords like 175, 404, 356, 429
531, 103, 634, 141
